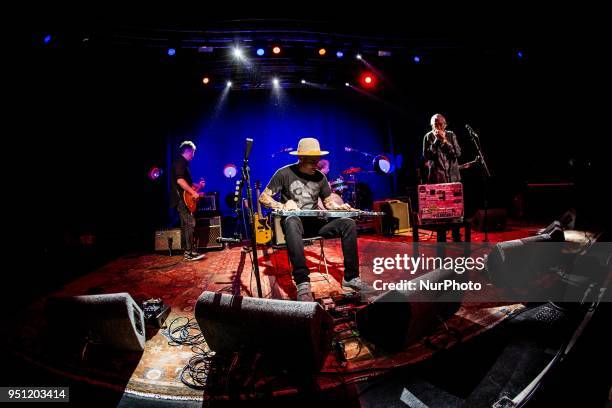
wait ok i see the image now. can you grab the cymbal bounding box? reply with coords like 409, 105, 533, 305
342, 167, 362, 175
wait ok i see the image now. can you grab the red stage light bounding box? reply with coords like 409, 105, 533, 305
359, 72, 377, 88
202, 77, 210, 85
318, 48, 326, 56
272, 46, 281, 54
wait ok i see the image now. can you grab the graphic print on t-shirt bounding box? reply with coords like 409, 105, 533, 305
289, 180, 321, 209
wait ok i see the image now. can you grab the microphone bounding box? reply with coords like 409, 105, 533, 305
244, 138, 253, 161
271, 147, 293, 157
465, 124, 479, 137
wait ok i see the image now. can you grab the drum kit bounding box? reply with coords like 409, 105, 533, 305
329, 166, 372, 207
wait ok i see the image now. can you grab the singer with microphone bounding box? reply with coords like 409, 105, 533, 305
422, 113, 463, 241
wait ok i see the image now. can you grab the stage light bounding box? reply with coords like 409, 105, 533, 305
336, 51, 344, 58
223, 164, 238, 178
356, 54, 362, 60
517, 50, 524, 59
43, 34, 52, 44
167, 48, 176, 56
413, 55, 421, 63
359, 72, 377, 89
318, 48, 326, 56
373, 155, 394, 174
272, 46, 281, 54
256, 48, 265, 56
345, 82, 350, 87
272, 78, 280, 87
148, 167, 163, 180
227, 81, 232, 88
233, 47, 244, 59
301, 79, 306, 84
202, 77, 210, 85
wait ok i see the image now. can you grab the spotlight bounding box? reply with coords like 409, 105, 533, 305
148, 167, 163, 181
373, 155, 394, 174
318, 48, 327, 56
223, 164, 238, 178
336, 51, 344, 58
272, 46, 281, 54
233, 47, 243, 59
256, 48, 265, 56
202, 77, 210, 85
413, 55, 421, 63
356, 54, 362, 60
43, 34, 52, 44
516, 50, 524, 59
301, 79, 306, 84
345, 82, 350, 87
227, 81, 233, 88
359, 72, 377, 89
167, 48, 176, 56
272, 78, 280, 87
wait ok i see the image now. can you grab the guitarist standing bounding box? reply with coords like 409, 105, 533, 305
170, 141, 205, 261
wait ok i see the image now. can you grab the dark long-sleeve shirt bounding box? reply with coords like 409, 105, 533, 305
422, 130, 462, 184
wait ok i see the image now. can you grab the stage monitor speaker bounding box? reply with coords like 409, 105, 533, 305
373, 199, 411, 235
45, 292, 145, 352
356, 268, 464, 351
195, 216, 222, 249
155, 228, 182, 251
195, 291, 334, 371
485, 226, 565, 288
472, 208, 507, 231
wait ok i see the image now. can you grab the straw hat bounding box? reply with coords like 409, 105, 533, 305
289, 137, 329, 156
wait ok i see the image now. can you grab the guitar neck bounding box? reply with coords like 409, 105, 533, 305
255, 187, 263, 217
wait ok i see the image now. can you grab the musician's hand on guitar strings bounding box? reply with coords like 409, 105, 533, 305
190, 191, 200, 199
283, 200, 299, 211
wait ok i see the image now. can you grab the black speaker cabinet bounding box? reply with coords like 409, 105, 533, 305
45, 292, 146, 352
356, 268, 464, 351
195, 291, 334, 371
195, 216, 222, 249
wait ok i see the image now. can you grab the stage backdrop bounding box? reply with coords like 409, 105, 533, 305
167, 88, 395, 215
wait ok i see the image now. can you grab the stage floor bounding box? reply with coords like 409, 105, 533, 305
6, 222, 548, 402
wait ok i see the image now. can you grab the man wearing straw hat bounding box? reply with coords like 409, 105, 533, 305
260, 137, 375, 301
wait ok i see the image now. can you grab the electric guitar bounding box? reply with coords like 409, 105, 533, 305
254, 181, 273, 244
183, 178, 205, 213
459, 156, 480, 170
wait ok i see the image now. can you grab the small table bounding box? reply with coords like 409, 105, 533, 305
412, 218, 472, 242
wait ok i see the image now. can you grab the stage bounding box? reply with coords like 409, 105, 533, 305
6, 222, 556, 404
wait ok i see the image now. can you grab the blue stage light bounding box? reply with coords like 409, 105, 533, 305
257, 48, 265, 56
336, 51, 344, 58
167, 48, 176, 56
43, 34, 52, 44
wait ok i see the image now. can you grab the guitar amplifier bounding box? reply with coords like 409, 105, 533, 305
417, 182, 464, 223
155, 228, 183, 251
195, 216, 223, 250
372, 200, 411, 234
273, 215, 286, 246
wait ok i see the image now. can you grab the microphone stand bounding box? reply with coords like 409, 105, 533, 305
240, 138, 263, 297
467, 125, 492, 242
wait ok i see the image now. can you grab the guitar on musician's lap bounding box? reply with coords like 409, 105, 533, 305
254, 181, 273, 244
183, 177, 205, 213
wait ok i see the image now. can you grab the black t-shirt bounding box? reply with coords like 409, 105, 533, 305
170, 155, 192, 208
265, 164, 332, 210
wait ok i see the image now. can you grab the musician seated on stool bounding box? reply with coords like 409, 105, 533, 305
423, 113, 463, 242
170, 140, 205, 261
259, 137, 375, 301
